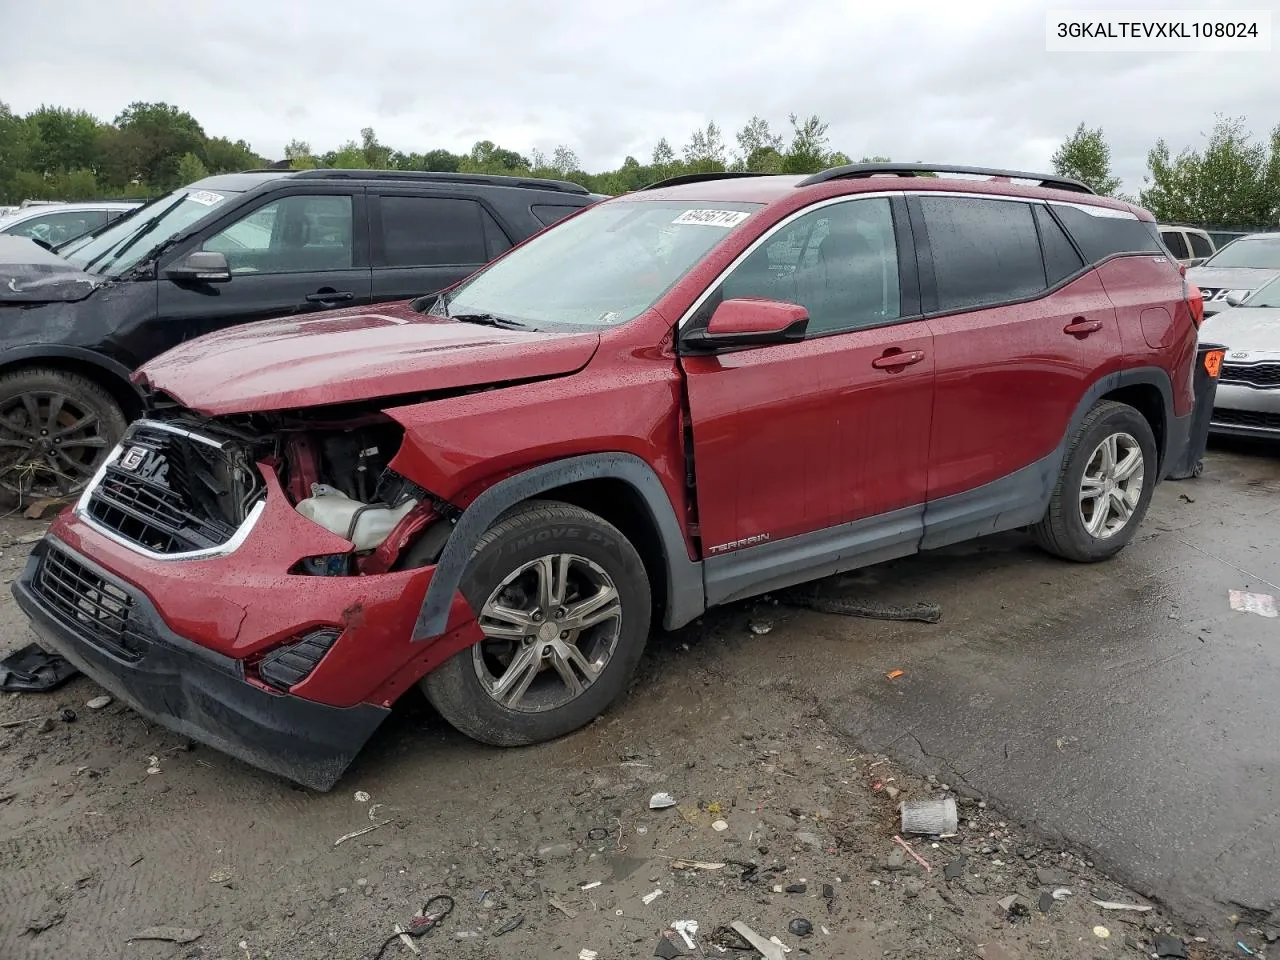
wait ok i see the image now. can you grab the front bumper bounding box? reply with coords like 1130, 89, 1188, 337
1210, 382, 1280, 439
13, 537, 386, 791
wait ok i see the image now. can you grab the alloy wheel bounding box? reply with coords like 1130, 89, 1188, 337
1078, 431, 1145, 539
0, 391, 110, 502
473, 553, 623, 713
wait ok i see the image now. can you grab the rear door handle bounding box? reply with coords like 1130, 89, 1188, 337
872, 349, 926, 370
305, 290, 354, 303
1063, 317, 1103, 336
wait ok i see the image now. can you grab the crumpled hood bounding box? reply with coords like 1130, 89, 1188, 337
0, 235, 103, 303
1199, 306, 1280, 357
137, 301, 602, 415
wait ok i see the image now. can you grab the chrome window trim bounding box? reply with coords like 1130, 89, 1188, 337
73, 419, 266, 561
674, 189, 1139, 328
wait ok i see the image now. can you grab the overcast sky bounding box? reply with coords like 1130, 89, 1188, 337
3, 0, 1275, 193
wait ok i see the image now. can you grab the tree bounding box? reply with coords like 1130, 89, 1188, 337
0, 103, 33, 202
1140, 115, 1279, 225
205, 136, 262, 173
1052, 124, 1122, 196
781, 114, 833, 174
327, 140, 367, 169
25, 106, 101, 175
736, 116, 783, 169
284, 139, 318, 169
360, 127, 392, 169
859, 155, 892, 163
551, 145, 580, 176
176, 152, 209, 184
458, 140, 529, 175
113, 101, 206, 189
682, 122, 726, 172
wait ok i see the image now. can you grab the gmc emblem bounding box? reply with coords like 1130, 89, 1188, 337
119, 445, 147, 470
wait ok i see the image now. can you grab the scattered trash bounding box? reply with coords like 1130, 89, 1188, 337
208, 869, 233, 884
711, 819, 729, 832
769, 934, 793, 953
60, 708, 76, 723
998, 895, 1030, 922
1090, 899, 1152, 912
1052, 887, 1073, 901
900, 797, 958, 836
146, 756, 161, 775
131, 926, 202, 945
788, 918, 813, 938
1093, 925, 1111, 939
391, 924, 419, 955
891, 835, 932, 873
654, 936, 682, 959
370, 895, 454, 959
670, 859, 725, 871
1153, 933, 1188, 958
0, 716, 40, 729
1238, 942, 1256, 957
354, 790, 371, 802
730, 921, 787, 960
642, 889, 663, 905
23, 497, 66, 520
1178, 493, 1195, 504
0, 642, 79, 692
886, 669, 905, 680
333, 818, 389, 846
649, 792, 677, 809
1229, 590, 1277, 618
749, 620, 773, 635
781, 590, 942, 623
548, 896, 577, 919
944, 856, 966, 881
580, 881, 602, 891
672, 920, 699, 950
578, 949, 599, 960
86, 695, 112, 710
784, 882, 807, 894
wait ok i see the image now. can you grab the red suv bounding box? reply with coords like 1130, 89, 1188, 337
13, 164, 1202, 790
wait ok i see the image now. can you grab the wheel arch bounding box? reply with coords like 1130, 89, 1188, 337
412, 454, 704, 642
1090, 367, 1174, 474
0, 346, 145, 421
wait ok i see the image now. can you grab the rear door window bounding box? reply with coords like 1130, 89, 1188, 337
377, 195, 488, 267
919, 196, 1046, 311
1051, 203, 1163, 263
1161, 229, 1190, 259
1188, 232, 1214, 259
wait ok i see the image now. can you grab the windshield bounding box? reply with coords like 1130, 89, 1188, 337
1242, 275, 1280, 308
434, 199, 762, 328
1203, 236, 1280, 270
61, 187, 241, 276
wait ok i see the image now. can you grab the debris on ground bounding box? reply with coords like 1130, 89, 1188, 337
23, 498, 67, 520
354, 790, 371, 802
1154, 933, 1189, 958
492, 914, 524, 936
649, 792, 677, 810
1093, 925, 1111, 938
654, 936, 682, 959
672, 920, 699, 950
886, 668, 905, 680
781, 589, 943, 623
642, 888, 663, 905
86, 695, 112, 710
369, 895, 453, 960
731, 921, 787, 960
0, 642, 79, 692
788, 917, 813, 937
1091, 898, 1153, 912
749, 620, 773, 635
900, 797, 958, 835
130, 926, 202, 944
1229, 590, 1277, 618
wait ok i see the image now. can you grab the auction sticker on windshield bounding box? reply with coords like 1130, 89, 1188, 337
187, 191, 225, 206
672, 209, 751, 227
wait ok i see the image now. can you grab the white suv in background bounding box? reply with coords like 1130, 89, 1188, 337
1159, 224, 1216, 267
0, 201, 141, 247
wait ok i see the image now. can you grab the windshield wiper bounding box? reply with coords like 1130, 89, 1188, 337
450, 313, 529, 330
82, 196, 186, 274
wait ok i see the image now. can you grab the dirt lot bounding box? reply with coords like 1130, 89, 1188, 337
3, 446, 1274, 960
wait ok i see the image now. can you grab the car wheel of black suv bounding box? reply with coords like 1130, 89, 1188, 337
417, 500, 652, 747
0, 368, 126, 509
1033, 400, 1158, 563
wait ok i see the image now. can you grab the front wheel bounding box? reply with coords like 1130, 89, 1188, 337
420, 501, 652, 746
1032, 400, 1158, 563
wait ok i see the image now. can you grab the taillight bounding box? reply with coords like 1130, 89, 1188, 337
1187, 282, 1204, 328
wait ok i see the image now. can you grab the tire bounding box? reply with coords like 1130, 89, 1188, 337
419, 500, 652, 746
1032, 400, 1158, 563
0, 368, 127, 509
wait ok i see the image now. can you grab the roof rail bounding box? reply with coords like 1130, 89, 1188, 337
640, 172, 775, 191
247, 168, 590, 195
796, 163, 1095, 195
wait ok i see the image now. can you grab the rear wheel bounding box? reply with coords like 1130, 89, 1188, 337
0, 368, 126, 509
419, 501, 652, 746
1032, 400, 1157, 562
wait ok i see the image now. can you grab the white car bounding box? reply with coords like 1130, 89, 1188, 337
1187, 232, 1280, 317
1199, 274, 1280, 439
0, 201, 141, 247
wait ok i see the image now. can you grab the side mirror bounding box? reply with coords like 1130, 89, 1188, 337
684, 298, 809, 350
1224, 293, 1243, 307
164, 250, 231, 283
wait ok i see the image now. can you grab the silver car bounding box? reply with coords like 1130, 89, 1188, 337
1187, 232, 1280, 317
1200, 275, 1280, 439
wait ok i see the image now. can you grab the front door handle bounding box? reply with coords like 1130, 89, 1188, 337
1063, 317, 1103, 337
872, 349, 926, 370
306, 290, 354, 304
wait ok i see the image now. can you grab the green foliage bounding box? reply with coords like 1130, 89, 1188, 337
176, 152, 209, 184
113, 101, 207, 189
1139, 116, 1280, 225
1052, 123, 1122, 196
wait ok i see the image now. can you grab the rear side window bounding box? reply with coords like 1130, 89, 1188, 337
1034, 206, 1084, 286
378, 195, 487, 267
1051, 203, 1163, 263
1160, 229, 1190, 259
531, 204, 583, 227
1188, 232, 1214, 258
919, 196, 1045, 311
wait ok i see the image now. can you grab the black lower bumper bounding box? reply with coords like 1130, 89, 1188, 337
11, 538, 387, 792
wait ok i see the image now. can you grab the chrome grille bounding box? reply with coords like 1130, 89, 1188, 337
1220, 363, 1280, 389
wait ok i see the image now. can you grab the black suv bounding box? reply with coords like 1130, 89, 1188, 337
0, 169, 603, 505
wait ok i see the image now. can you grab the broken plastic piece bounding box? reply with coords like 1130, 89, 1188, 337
131, 926, 202, 944
86, 695, 112, 710
642, 889, 663, 905
1051, 887, 1073, 901
672, 920, 699, 950
730, 921, 786, 960
654, 937, 681, 960
578, 950, 599, 960
670, 859, 725, 871
1153, 933, 1188, 959
900, 798, 958, 836
712, 819, 728, 832
649, 792, 677, 809
886, 669, 905, 680
1229, 590, 1277, 618
1091, 899, 1152, 912
0, 642, 79, 693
